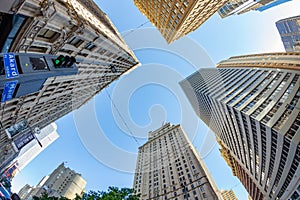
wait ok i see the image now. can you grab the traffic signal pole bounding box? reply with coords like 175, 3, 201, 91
0, 53, 78, 102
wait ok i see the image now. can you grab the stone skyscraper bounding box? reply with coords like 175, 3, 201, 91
133, 123, 220, 200
133, 0, 229, 43
180, 52, 300, 200
221, 189, 238, 200
0, 0, 139, 171
18, 163, 86, 199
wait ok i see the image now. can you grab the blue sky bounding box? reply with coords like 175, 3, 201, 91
11, 0, 300, 199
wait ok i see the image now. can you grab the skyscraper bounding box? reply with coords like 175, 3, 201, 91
221, 189, 238, 200
133, 0, 229, 43
4, 123, 59, 179
0, 0, 139, 171
133, 123, 221, 200
255, 0, 291, 11
18, 184, 33, 199
218, 0, 291, 18
276, 15, 300, 52
180, 52, 300, 200
19, 163, 86, 199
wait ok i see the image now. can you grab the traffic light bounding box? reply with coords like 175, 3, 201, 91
53, 55, 76, 68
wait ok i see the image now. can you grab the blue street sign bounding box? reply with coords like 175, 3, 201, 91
3, 53, 19, 79
13, 130, 34, 151
0, 183, 10, 199
1, 80, 18, 102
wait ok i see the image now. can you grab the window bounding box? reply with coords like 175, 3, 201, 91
200, 186, 205, 192
85, 42, 96, 51
28, 46, 47, 53
38, 28, 60, 41
69, 37, 84, 47
183, 0, 189, 7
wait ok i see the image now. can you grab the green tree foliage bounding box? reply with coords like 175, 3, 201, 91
82, 187, 140, 200
33, 192, 70, 200
32, 187, 140, 200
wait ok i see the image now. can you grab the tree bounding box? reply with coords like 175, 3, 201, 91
82, 187, 140, 200
32, 187, 140, 200
33, 192, 69, 200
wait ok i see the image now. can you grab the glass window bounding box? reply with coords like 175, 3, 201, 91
38, 28, 60, 41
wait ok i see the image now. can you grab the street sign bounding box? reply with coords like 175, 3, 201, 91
1, 80, 18, 102
5, 120, 28, 139
13, 130, 34, 151
3, 53, 19, 79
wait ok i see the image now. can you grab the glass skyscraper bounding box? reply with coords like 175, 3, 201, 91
276, 15, 300, 52
218, 0, 291, 18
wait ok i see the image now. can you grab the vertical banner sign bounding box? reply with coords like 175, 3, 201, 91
3, 163, 18, 180
1, 80, 18, 102
3, 53, 19, 79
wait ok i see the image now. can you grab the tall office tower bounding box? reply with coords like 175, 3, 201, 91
0, 0, 139, 171
3, 123, 59, 180
18, 184, 34, 199
20, 163, 86, 199
220, 189, 238, 200
19, 176, 50, 200
133, 123, 220, 200
276, 15, 300, 52
218, 0, 291, 18
180, 52, 300, 200
133, 0, 229, 44
255, 0, 291, 11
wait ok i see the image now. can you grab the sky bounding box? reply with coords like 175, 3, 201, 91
11, 0, 300, 199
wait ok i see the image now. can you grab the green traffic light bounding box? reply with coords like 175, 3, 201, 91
53, 55, 75, 68
54, 55, 65, 66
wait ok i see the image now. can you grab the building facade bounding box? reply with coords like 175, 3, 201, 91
220, 189, 238, 200
216, 52, 300, 70
255, 0, 291, 12
133, 123, 220, 200
133, 0, 229, 43
180, 52, 300, 200
18, 184, 34, 199
5, 123, 59, 180
276, 15, 300, 52
18, 163, 86, 199
0, 0, 139, 171
218, 0, 291, 18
